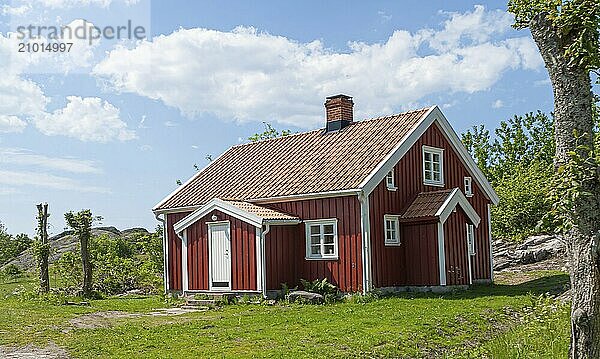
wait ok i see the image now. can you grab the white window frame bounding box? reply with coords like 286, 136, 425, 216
305, 219, 339, 260
422, 145, 444, 186
466, 223, 476, 255
385, 170, 397, 191
464, 176, 473, 197
384, 215, 400, 246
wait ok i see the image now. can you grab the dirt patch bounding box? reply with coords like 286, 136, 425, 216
0, 342, 70, 358
68, 307, 204, 330
68, 311, 141, 329
495, 257, 569, 285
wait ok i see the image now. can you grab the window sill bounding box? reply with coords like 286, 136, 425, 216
386, 186, 397, 191
305, 256, 339, 261
466, 193, 474, 198
424, 181, 445, 187
384, 242, 401, 247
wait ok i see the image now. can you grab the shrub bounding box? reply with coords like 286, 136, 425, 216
300, 278, 339, 302
2, 264, 23, 279
53, 252, 81, 291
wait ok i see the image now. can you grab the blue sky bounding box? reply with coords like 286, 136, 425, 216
0, 0, 559, 236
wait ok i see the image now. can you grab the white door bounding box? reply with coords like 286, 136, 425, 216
209, 222, 231, 291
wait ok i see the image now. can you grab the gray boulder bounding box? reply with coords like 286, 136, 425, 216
287, 290, 324, 304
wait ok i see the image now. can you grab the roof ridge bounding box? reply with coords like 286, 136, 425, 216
229, 106, 434, 150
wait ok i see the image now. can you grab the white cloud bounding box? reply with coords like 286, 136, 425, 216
492, 99, 504, 108
0, 115, 27, 133
93, 6, 543, 129
33, 96, 137, 142
0, 148, 101, 173
0, 169, 110, 193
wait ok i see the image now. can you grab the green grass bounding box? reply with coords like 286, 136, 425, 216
0, 272, 571, 358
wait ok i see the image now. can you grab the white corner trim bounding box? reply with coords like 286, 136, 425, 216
437, 222, 446, 286
261, 224, 271, 298
488, 203, 494, 282
174, 198, 263, 234
435, 188, 481, 227
358, 192, 372, 294
255, 227, 263, 293
181, 229, 189, 293
466, 226, 473, 285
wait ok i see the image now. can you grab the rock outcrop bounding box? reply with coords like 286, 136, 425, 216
493, 234, 567, 272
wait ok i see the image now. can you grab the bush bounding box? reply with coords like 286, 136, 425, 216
52, 230, 164, 296
300, 278, 339, 303
0, 223, 32, 266
1, 264, 23, 280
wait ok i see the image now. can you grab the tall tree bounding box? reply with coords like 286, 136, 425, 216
65, 210, 96, 297
35, 203, 50, 294
508, 1, 600, 357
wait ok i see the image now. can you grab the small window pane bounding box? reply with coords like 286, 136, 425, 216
324, 234, 334, 244
324, 244, 335, 254
424, 152, 431, 161
434, 173, 440, 181
311, 246, 321, 255
425, 171, 432, 180
433, 153, 440, 162
310, 235, 320, 245
323, 224, 334, 234
310, 225, 320, 235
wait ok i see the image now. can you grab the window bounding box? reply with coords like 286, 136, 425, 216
422, 146, 444, 186
384, 215, 400, 245
305, 219, 338, 259
464, 176, 473, 197
466, 224, 476, 255
385, 171, 396, 190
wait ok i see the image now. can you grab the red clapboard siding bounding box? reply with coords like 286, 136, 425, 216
369, 122, 492, 287
444, 208, 470, 285
185, 209, 257, 291
166, 211, 191, 291
266, 195, 363, 292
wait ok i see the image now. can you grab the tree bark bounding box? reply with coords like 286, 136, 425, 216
80, 231, 92, 297
529, 12, 600, 359
36, 203, 50, 294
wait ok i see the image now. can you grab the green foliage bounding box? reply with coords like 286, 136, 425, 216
53, 252, 81, 291
462, 112, 555, 241
300, 278, 339, 302
248, 122, 292, 142
1, 264, 23, 280
52, 230, 164, 296
0, 223, 32, 266
542, 133, 600, 233
509, 0, 600, 73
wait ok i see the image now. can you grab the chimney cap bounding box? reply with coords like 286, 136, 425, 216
326, 94, 353, 100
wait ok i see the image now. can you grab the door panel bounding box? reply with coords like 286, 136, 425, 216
209, 223, 231, 290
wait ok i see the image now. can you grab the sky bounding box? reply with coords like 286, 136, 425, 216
0, 0, 562, 236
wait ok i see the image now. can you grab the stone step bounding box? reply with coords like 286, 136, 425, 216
185, 299, 216, 307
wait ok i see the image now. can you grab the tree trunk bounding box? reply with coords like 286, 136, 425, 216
529, 12, 600, 359
80, 233, 92, 297
36, 203, 50, 294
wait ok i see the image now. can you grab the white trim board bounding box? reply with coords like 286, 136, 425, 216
174, 198, 264, 233
436, 188, 481, 227
360, 106, 499, 205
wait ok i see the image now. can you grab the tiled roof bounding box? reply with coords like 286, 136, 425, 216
401, 190, 454, 219
155, 107, 432, 211
225, 200, 299, 221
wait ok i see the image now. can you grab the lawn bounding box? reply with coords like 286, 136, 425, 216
0, 271, 570, 358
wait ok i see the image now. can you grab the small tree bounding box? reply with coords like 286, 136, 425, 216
64, 210, 98, 297
34, 203, 50, 294
248, 122, 292, 142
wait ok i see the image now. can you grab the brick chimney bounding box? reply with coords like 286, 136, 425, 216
324, 94, 353, 132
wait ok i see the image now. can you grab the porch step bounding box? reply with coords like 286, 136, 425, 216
180, 305, 211, 311
185, 299, 216, 307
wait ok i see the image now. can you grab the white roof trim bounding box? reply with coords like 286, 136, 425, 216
360, 105, 499, 205
173, 198, 264, 233
435, 188, 481, 227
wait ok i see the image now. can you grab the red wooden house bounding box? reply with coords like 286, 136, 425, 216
153, 95, 499, 296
